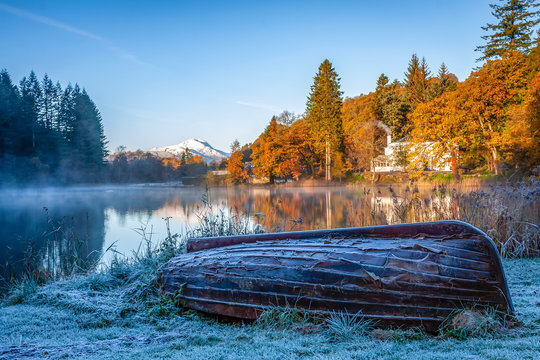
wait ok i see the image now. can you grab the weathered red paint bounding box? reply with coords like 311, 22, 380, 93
162, 220, 513, 332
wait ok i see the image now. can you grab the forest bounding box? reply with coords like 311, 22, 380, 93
227, 0, 540, 184
0, 71, 108, 183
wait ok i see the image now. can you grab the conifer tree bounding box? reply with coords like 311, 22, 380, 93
54, 81, 62, 131
36, 74, 63, 170
306, 59, 344, 181
428, 63, 457, 100
376, 73, 389, 88
528, 30, 540, 75
230, 139, 241, 153
373, 78, 410, 139
476, 0, 540, 62
404, 54, 431, 106
40, 74, 59, 130
180, 148, 193, 165
69, 88, 108, 180
0, 69, 109, 183
419, 57, 432, 97
404, 54, 420, 100
19, 71, 41, 150
58, 84, 76, 138
0, 70, 21, 162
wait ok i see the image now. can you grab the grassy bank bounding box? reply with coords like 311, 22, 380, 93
1, 257, 538, 359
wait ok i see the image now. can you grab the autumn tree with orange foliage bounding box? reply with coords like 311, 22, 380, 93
283, 117, 317, 177
457, 51, 529, 174
162, 153, 204, 169
348, 121, 389, 174
504, 72, 540, 167
226, 149, 249, 184
409, 91, 464, 176
410, 49, 537, 175
251, 114, 305, 183
342, 94, 376, 135
341, 94, 388, 172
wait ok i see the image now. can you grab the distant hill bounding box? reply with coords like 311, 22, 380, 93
148, 138, 230, 164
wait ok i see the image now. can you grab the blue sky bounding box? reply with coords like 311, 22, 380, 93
0, 0, 494, 152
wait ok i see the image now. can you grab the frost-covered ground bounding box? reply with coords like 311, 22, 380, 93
1, 258, 539, 360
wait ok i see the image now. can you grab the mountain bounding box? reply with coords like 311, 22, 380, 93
148, 138, 230, 164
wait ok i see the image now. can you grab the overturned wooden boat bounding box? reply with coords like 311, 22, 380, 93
162, 220, 513, 331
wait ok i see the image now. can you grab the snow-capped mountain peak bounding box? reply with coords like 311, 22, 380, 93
148, 138, 229, 163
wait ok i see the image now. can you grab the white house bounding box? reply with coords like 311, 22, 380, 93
373, 132, 452, 173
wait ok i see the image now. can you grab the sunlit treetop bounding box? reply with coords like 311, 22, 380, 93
476, 0, 540, 62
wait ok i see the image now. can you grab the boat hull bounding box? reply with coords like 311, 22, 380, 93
162, 221, 513, 331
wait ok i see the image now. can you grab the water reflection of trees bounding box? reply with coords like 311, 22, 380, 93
223, 185, 457, 232
0, 187, 210, 287
0, 199, 105, 287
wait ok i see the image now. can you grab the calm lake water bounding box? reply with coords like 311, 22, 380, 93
0, 184, 461, 286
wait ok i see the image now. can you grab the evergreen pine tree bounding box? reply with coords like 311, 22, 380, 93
376, 73, 389, 88
476, 0, 540, 62
0, 70, 22, 162
36, 74, 63, 172
528, 30, 540, 75
438, 62, 449, 80
53, 81, 62, 131
19, 71, 41, 151
404, 54, 432, 106
419, 57, 432, 99
40, 74, 59, 130
428, 63, 457, 100
70, 89, 108, 181
306, 59, 344, 181
58, 84, 76, 137
373, 79, 410, 139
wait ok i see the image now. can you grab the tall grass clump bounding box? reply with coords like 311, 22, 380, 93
456, 182, 539, 257
189, 190, 265, 238
386, 180, 539, 258
324, 311, 375, 341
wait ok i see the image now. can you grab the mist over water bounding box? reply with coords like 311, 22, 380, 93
0, 184, 453, 286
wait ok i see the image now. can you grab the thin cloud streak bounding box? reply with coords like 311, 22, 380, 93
235, 101, 282, 113
0, 3, 152, 67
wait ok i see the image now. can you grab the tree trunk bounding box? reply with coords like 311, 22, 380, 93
490, 146, 499, 175
326, 139, 331, 182
451, 149, 460, 179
